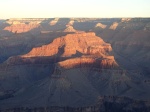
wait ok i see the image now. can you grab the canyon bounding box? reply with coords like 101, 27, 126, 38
0, 18, 150, 111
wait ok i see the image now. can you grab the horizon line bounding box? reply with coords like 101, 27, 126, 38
1, 17, 150, 19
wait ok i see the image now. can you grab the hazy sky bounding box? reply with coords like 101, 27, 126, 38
0, 0, 150, 18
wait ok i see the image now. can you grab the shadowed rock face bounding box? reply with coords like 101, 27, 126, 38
22, 32, 111, 57
6, 32, 116, 68
0, 18, 150, 110
0, 32, 120, 108
93, 18, 150, 74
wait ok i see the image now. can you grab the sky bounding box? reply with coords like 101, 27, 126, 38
0, 0, 150, 18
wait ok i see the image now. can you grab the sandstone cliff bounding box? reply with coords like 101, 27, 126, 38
57, 56, 117, 69
0, 18, 150, 110
21, 32, 112, 57
6, 32, 117, 70
4, 23, 40, 33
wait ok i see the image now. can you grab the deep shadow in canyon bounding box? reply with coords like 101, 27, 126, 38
0, 18, 150, 112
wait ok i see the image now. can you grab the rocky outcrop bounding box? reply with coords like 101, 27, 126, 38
3, 18, 47, 33
109, 22, 119, 30
64, 25, 76, 32
22, 32, 112, 58
57, 56, 118, 69
1, 18, 150, 110
4, 23, 40, 33
93, 18, 150, 74
67, 20, 74, 26
6, 32, 117, 71
49, 18, 59, 26
95, 23, 107, 29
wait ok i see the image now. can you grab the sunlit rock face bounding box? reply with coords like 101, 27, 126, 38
109, 22, 119, 30
6, 32, 116, 68
63, 25, 76, 32
22, 32, 112, 58
95, 23, 107, 29
4, 19, 41, 33
57, 56, 117, 69
0, 31, 120, 109
4, 23, 40, 33
0, 18, 150, 111
49, 18, 59, 26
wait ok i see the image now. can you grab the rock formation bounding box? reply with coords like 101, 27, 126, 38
95, 23, 107, 29
22, 32, 111, 57
67, 20, 74, 26
95, 18, 150, 73
6, 32, 117, 70
109, 22, 119, 30
49, 18, 59, 26
4, 22, 40, 33
64, 25, 76, 32
57, 56, 117, 69
0, 18, 150, 111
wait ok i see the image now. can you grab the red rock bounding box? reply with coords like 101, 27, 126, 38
22, 32, 111, 57
6, 32, 118, 69
4, 23, 40, 33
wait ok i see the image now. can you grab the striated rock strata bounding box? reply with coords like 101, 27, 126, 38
1, 26, 150, 109
6, 32, 117, 69
4, 23, 40, 33
22, 32, 112, 57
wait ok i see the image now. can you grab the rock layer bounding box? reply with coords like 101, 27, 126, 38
1, 18, 150, 110
22, 32, 112, 57
4, 23, 40, 33
6, 32, 117, 70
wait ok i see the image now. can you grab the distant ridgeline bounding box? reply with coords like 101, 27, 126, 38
8, 18, 51, 21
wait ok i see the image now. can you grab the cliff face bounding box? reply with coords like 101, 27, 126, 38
4, 23, 40, 33
57, 56, 117, 69
6, 32, 117, 69
0, 31, 121, 109
22, 32, 112, 57
94, 18, 150, 73
0, 18, 150, 110
3, 18, 70, 33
